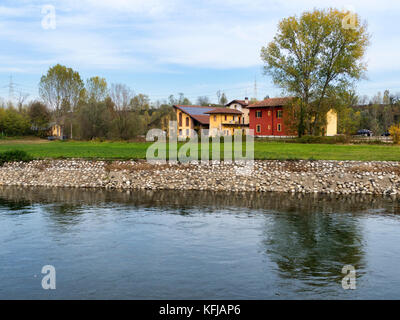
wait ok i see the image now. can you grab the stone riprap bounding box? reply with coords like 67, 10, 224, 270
0, 159, 400, 195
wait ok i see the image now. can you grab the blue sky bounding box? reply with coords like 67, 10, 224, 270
0, 0, 399, 104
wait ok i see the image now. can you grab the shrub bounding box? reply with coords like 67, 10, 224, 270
0, 150, 33, 166
389, 125, 400, 144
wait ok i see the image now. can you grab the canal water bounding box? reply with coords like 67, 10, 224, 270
1, 186, 400, 299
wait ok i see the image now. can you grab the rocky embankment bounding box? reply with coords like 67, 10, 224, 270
0, 159, 400, 195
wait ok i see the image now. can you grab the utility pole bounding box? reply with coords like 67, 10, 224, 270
8, 75, 15, 103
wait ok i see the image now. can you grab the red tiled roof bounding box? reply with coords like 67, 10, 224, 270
205, 107, 243, 115
226, 99, 249, 107
191, 115, 210, 125
247, 97, 294, 108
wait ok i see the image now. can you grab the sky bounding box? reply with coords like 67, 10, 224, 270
0, 0, 399, 104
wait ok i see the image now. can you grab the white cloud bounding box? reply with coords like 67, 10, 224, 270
0, 0, 399, 91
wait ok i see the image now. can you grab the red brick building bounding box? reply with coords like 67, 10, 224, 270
248, 98, 294, 136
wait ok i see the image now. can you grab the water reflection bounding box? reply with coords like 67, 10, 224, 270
1, 186, 400, 299
263, 212, 364, 291
0, 186, 399, 214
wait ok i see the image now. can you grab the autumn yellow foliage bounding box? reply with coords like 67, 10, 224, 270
389, 125, 400, 144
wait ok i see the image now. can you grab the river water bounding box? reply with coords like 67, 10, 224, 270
0, 186, 400, 299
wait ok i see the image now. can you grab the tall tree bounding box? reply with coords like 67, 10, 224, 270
261, 8, 370, 136
28, 101, 51, 135
39, 64, 84, 139
77, 100, 112, 140
39, 64, 84, 118
86, 76, 108, 103
168, 93, 191, 106
196, 96, 210, 106
220, 93, 228, 105
109, 83, 136, 139
130, 94, 150, 112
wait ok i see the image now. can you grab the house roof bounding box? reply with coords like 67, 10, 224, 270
173, 105, 243, 125
205, 107, 243, 115
226, 99, 249, 107
173, 105, 214, 125
191, 115, 210, 124
247, 97, 294, 108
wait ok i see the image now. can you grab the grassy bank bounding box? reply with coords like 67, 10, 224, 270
0, 139, 400, 161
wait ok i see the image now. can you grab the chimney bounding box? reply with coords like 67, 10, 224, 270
245, 97, 249, 105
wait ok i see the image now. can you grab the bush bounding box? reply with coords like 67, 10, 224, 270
389, 125, 400, 144
0, 150, 33, 166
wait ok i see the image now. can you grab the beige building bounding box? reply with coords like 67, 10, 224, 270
325, 109, 338, 136
225, 98, 250, 124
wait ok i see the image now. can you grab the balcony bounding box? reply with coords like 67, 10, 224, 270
222, 120, 242, 125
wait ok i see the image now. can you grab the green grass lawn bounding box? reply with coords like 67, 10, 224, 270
0, 139, 399, 161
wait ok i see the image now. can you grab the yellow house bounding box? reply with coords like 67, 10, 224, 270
173, 105, 249, 138
205, 107, 247, 136
50, 124, 63, 138
173, 105, 212, 138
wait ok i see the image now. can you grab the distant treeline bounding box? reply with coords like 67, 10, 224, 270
338, 90, 400, 135
0, 64, 399, 139
0, 64, 233, 140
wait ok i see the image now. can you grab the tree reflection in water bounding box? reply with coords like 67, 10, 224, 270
0, 185, 399, 293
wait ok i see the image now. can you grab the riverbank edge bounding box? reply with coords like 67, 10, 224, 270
0, 159, 400, 195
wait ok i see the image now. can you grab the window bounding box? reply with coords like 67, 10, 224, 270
268, 125, 271, 130
233, 116, 236, 121
179, 112, 182, 126
277, 110, 283, 118
214, 115, 216, 121
186, 129, 189, 136
256, 125, 261, 133
268, 111, 271, 116
224, 115, 227, 121
179, 129, 182, 135
256, 111, 262, 118
277, 124, 282, 132
186, 117, 189, 126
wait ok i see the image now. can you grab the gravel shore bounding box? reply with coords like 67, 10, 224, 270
0, 159, 400, 195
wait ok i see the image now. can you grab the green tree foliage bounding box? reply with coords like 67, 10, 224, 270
338, 107, 361, 135
130, 94, 150, 112
108, 83, 138, 140
86, 76, 108, 103
77, 100, 112, 140
28, 101, 51, 136
168, 93, 191, 106
219, 93, 228, 105
39, 64, 84, 121
196, 96, 210, 106
0, 107, 31, 136
261, 8, 370, 136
